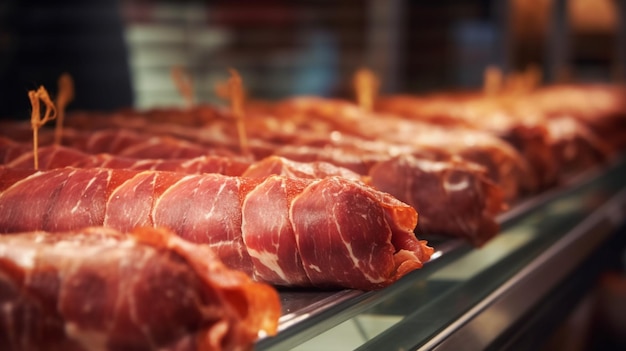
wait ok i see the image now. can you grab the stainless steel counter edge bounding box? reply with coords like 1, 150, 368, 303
420, 188, 626, 351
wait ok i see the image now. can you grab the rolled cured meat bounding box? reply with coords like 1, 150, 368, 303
0, 137, 250, 176
374, 86, 620, 186
0, 226, 280, 351
528, 84, 626, 150
241, 155, 363, 181
272, 144, 504, 245
368, 155, 503, 246
0, 139, 366, 185
40, 128, 237, 160
261, 97, 535, 200
0, 167, 432, 290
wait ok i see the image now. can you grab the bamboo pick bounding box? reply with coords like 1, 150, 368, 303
353, 67, 379, 112
522, 65, 542, 91
483, 66, 503, 96
171, 65, 195, 107
54, 73, 74, 145
29, 86, 57, 170
216, 68, 249, 155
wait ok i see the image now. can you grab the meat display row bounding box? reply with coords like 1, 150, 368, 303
1, 81, 625, 350
0, 166, 432, 290
0, 226, 280, 351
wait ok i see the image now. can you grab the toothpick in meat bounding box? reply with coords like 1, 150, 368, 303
29, 86, 57, 170
216, 68, 249, 156
54, 73, 74, 145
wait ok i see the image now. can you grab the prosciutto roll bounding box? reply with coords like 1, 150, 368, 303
0, 137, 250, 176
37, 128, 236, 160
0, 137, 364, 183
0, 167, 432, 290
0, 226, 280, 351
273, 144, 504, 245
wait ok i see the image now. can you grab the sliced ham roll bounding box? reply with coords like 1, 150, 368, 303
0, 137, 250, 176
0, 167, 432, 290
0, 138, 362, 181
273, 144, 504, 245
0, 226, 280, 351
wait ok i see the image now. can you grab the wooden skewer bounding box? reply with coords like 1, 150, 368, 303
54, 73, 74, 145
353, 67, 379, 112
523, 64, 542, 91
216, 68, 249, 156
171, 65, 195, 107
504, 71, 526, 95
503, 65, 543, 95
29, 86, 57, 170
483, 66, 503, 96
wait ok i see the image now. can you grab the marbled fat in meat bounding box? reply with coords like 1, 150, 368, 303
290, 177, 430, 290
0, 140, 251, 176
0, 226, 280, 351
242, 175, 310, 286
0, 167, 432, 290
152, 174, 254, 274
369, 155, 504, 246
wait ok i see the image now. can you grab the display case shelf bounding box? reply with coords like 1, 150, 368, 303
256, 156, 626, 350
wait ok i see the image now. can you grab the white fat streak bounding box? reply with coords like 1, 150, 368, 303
0, 170, 48, 201
0, 244, 36, 269
241, 177, 290, 282
48, 241, 119, 274
104, 169, 151, 214
118, 239, 137, 249
86, 130, 102, 151
547, 117, 577, 138
408, 158, 449, 172
247, 249, 288, 282
98, 153, 113, 164
70, 173, 99, 214
105, 168, 112, 184
101, 169, 118, 222
334, 206, 384, 282
5, 150, 33, 168
307, 264, 322, 273
103, 168, 113, 198
65, 322, 109, 351
343, 241, 385, 284
52, 236, 121, 251
133, 171, 154, 193
180, 156, 204, 168
207, 240, 239, 249
204, 181, 227, 220
444, 177, 469, 192
151, 174, 197, 220
117, 137, 159, 157
288, 178, 320, 284
330, 186, 386, 284
133, 159, 158, 169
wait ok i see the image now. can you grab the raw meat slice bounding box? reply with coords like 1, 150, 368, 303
0, 167, 432, 290
0, 226, 280, 351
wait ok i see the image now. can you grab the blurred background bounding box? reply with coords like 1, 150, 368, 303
0, 1, 625, 349
0, 0, 624, 114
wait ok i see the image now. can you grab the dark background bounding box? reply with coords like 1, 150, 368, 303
0, 0, 624, 119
